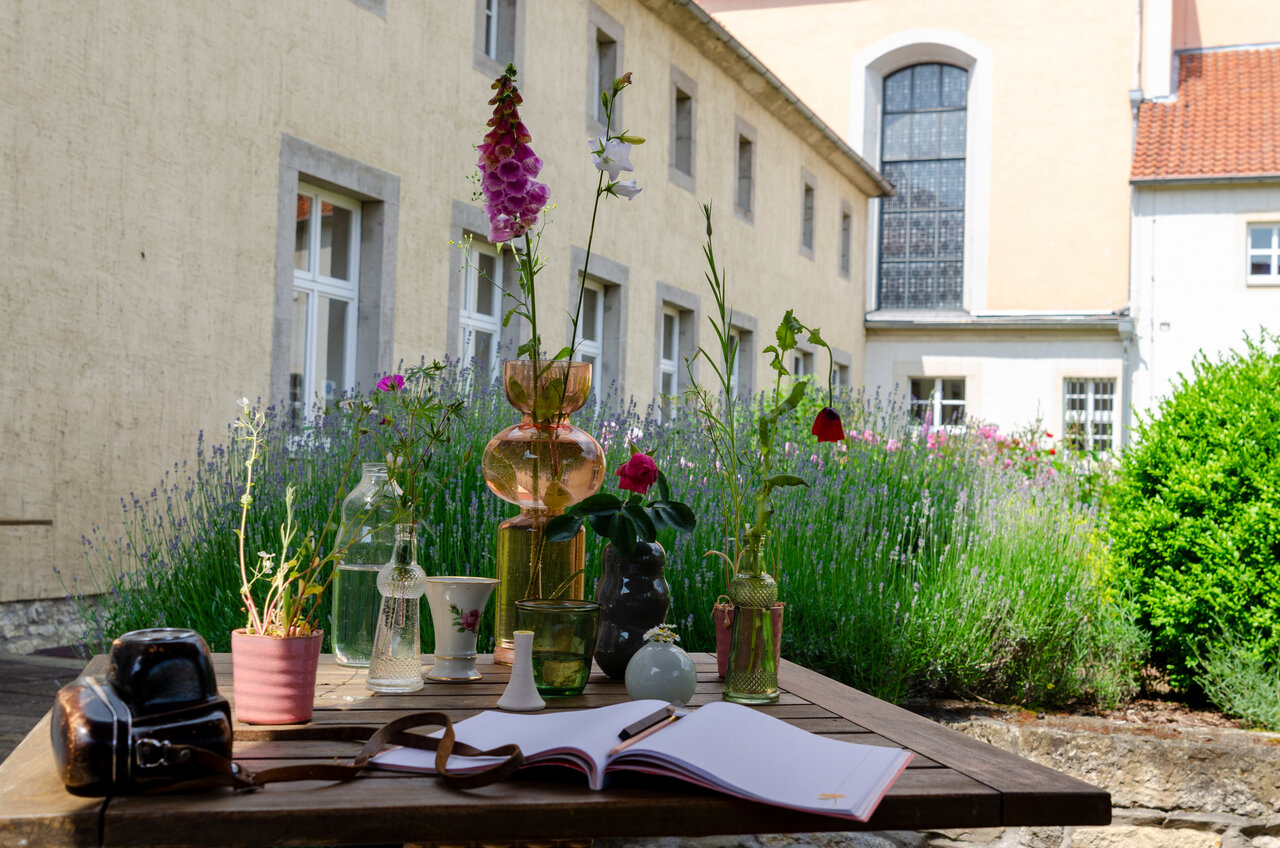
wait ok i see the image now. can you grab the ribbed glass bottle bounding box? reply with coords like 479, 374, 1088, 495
723, 540, 780, 704
366, 524, 426, 693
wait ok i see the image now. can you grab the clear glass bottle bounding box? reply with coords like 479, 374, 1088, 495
333, 463, 401, 667
366, 524, 427, 693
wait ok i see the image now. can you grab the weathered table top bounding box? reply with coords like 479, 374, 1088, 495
0, 653, 1110, 847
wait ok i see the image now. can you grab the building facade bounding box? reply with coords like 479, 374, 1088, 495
700, 0, 1280, 450
0, 0, 883, 612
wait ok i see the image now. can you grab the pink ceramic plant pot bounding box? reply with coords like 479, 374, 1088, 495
230, 629, 323, 724
712, 602, 784, 678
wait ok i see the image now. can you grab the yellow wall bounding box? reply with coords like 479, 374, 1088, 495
0, 0, 871, 601
1175, 0, 1280, 49
701, 0, 1137, 313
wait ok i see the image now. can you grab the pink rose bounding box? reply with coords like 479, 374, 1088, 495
616, 453, 659, 495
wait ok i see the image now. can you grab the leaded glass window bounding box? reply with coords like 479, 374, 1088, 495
879, 64, 968, 310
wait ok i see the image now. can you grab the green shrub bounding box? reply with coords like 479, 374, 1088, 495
1109, 331, 1280, 690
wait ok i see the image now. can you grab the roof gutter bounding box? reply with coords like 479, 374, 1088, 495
640, 0, 894, 198
865, 312, 1134, 335
1131, 173, 1280, 187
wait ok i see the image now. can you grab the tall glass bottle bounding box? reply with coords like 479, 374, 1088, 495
333, 463, 401, 667
723, 538, 780, 704
481, 360, 605, 664
366, 524, 427, 693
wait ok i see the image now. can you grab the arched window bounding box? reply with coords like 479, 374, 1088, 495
878, 63, 967, 310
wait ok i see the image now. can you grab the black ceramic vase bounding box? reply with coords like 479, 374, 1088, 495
594, 541, 670, 679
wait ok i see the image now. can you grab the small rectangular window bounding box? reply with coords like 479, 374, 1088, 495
479, 0, 517, 66
575, 279, 608, 395
839, 208, 852, 277
801, 182, 815, 253
595, 30, 618, 125
910, 377, 966, 429
1064, 378, 1116, 453
674, 89, 693, 176
792, 350, 814, 378
1248, 224, 1280, 284
659, 306, 683, 417
736, 135, 754, 216
460, 245, 505, 379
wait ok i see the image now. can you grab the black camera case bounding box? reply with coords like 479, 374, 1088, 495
51, 628, 232, 796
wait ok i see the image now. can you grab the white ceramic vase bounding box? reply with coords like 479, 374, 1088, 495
497, 630, 545, 711
624, 640, 697, 706
424, 576, 499, 681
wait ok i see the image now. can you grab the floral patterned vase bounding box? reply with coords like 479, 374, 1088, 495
425, 577, 499, 681
481, 360, 605, 664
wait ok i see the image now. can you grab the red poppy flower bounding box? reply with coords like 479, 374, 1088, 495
811, 407, 845, 443
616, 453, 659, 494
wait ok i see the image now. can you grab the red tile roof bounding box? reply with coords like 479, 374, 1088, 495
1131, 46, 1280, 181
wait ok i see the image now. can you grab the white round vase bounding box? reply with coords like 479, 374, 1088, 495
624, 640, 697, 705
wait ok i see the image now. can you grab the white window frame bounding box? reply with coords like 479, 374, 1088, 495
459, 244, 505, 379
728, 327, 742, 399
1247, 223, 1280, 285
800, 172, 816, 257
910, 377, 966, 430
292, 183, 361, 424
792, 350, 814, 378
839, 203, 853, 279
1063, 378, 1116, 453
658, 306, 683, 416
574, 279, 607, 395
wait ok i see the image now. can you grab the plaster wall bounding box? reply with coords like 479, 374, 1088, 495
1129, 184, 1280, 417
699, 0, 1134, 314
1174, 0, 1280, 50
864, 333, 1126, 438
0, 0, 872, 602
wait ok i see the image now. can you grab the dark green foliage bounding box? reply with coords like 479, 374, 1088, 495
1109, 331, 1280, 690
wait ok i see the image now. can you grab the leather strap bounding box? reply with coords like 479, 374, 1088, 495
149, 711, 524, 794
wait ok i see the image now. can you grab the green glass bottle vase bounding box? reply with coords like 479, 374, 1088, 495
481, 360, 605, 665
723, 540, 780, 704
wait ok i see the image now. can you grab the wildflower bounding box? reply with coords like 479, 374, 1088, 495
377, 374, 405, 392
606, 179, 642, 200
643, 623, 680, 643
478, 66, 549, 242
811, 406, 846, 442
886, 438, 902, 452
591, 137, 634, 180
615, 452, 659, 494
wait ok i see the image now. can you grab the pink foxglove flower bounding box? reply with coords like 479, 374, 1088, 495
478, 68, 548, 242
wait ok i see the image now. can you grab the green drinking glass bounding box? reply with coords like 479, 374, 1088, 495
514, 599, 600, 697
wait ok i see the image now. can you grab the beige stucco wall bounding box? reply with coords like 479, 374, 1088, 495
700, 0, 1135, 314
0, 0, 872, 602
1174, 0, 1280, 49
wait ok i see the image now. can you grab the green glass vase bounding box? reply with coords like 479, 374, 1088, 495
723, 541, 779, 704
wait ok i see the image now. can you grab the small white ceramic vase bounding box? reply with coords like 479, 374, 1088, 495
424, 576, 499, 681
497, 630, 545, 711
625, 639, 697, 706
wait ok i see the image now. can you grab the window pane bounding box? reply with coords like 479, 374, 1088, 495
882, 162, 909, 212
1252, 256, 1272, 275
909, 160, 939, 210
942, 379, 965, 400
1250, 227, 1274, 250
295, 195, 311, 271
942, 65, 968, 108
290, 290, 309, 424
938, 211, 964, 257
674, 91, 693, 175
938, 160, 965, 208
596, 33, 617, 123
661, 372, 675, 396
912, 64, 941, 110
884, 69, 912, 112
938, 261, 963, 307
939, 111, 966, 158
476, 253, 498, 313
881, 213, 907, 258
908, 262, 935, 308
319, 203, 353, 280
883, 113, 911, 161
663, 312, 676, 359
911, 112, 940, 158
583, 287, 599, 341
316, 296, 348, 406
880, 262, 907, 308
941, 402, 965, 426
474, 331, 494, 371
910, 212, 937, 258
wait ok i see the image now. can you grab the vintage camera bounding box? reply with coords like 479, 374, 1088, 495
51, 628, 233, 796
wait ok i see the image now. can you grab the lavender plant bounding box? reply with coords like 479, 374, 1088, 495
67, 360, 1141, 707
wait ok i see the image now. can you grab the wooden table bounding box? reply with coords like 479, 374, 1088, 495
0, 653, 1110, 847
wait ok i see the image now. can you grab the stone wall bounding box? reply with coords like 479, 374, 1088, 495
0, 597, 88, 656
603, 703, 1280, 848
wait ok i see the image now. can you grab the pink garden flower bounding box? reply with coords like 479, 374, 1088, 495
616, 452, 659, 494
478, 67, 549, 243
377, 374, 404, 392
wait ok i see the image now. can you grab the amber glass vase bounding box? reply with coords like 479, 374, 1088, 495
481, 361, 605, 664
723, 538, 780, 704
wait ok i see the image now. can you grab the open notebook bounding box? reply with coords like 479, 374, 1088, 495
373, 699, 912, 822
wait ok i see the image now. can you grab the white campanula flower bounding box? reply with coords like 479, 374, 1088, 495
591, 137, 634, 180
607, 179, 642, 200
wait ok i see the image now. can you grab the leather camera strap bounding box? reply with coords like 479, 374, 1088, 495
150, 711, 524, 794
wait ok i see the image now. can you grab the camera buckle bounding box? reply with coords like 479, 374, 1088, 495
135, 738, 192, 769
